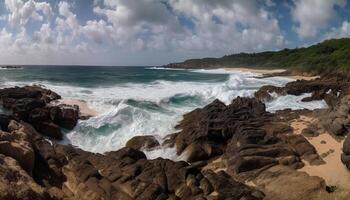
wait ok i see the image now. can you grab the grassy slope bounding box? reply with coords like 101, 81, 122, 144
166, 38, 350, 73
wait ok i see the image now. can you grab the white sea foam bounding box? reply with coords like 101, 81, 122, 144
266, 93, 328, 112
0, 69, 328, 159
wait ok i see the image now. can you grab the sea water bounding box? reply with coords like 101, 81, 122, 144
0, 66, 327, 159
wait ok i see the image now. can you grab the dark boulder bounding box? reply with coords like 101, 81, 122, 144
341, 135, 350, 170
36, 121, 63, 140
171, 97, 269, 162
50, 104, 79, 130
254, 85, 285, 101
126, 135, 160, 151
0, 114, 13, 131
204, 170, 265, 200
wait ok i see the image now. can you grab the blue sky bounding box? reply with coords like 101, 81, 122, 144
0, 0, 350, 66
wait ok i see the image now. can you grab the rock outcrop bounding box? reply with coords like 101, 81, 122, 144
0, 86, 79, 141
0, 85, 266, 200
1, 77, 349, 200
255, 73, 350, 108
126, 135, 160, 151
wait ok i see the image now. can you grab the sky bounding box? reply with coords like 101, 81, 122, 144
0, 0, 350, 66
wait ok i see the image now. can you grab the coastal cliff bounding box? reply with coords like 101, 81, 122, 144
1, 74, 350, 199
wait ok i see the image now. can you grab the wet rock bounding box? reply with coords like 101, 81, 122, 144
0, 114, 13, 131
172, 97, 269, 162
36, 121, 63, 140
50, 104, 79, 130
28, 108, 50, 124
254, 85, 285, 101
126, 135, 160, 151
23, 85, 61, 102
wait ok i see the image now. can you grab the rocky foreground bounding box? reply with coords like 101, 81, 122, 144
1, 74, 350, 199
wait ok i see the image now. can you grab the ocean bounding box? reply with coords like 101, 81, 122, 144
0, 66, 327, 159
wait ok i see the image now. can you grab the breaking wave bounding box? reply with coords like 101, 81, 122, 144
0, 68, 328, 159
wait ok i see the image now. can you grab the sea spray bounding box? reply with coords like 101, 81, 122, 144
0, 66, 328, 159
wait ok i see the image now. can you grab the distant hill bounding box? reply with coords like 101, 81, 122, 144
165, 38, 350, 73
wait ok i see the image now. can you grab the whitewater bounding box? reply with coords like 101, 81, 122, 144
0, 66, 327, 159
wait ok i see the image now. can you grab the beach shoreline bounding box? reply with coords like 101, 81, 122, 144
223, 67, 320, 80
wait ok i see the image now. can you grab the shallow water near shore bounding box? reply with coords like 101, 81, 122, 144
0, 66, 327, 159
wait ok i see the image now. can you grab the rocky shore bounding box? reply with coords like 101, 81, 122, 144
1, 74, 350, 199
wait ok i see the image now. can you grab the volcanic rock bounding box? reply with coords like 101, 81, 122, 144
50, 104, 79, 130
125, 135, 160, 151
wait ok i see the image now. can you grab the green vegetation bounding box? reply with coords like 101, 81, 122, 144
167, 38, 350, 73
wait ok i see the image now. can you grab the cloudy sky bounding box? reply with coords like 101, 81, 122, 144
0, 0, 350, 66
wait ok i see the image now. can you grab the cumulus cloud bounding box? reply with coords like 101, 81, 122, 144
291, 0, 346, 38
325, 21, 350, 39
4, 0, 52, 27
0, 0, 347, 65
169, 0, 285, 52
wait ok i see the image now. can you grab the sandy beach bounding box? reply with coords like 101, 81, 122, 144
224, 67, 320, 81
291, 115, 350, 194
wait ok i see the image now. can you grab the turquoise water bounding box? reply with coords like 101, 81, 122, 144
0, 66, 327, 159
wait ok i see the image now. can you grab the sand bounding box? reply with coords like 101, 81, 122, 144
291, 115, 350, 191
57, 99, 98, 117
224, 67, 286, 74
223, 67, 319, 81
287, 75, 320, 81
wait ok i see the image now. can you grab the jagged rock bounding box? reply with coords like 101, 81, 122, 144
36, 121, 63, 140
252, 165, 330, 200
341, 135, 350, 169
1, 79, 347, 200
50, 104, 79, 130
282, 134, 324, 165
0, 125, 35, 174
28, 108, 50, 124
0, 114, 13, 131
319, 95, 350, 136
254, 85, 285, 101
182, 142, 213, 163
204, 170, 265, 200
126, 135, 160, 151
172, 97, 268, 162
23, 85, 61, 102
0, 86, 75, 140
0, 154, 48, 200
256, 74, 350, 108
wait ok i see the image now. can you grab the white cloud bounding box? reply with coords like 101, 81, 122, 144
169, 0, 285, 52
4, 0, 52, 27
291, 0, 346, 38
57, 1, 79, 31
0, 28, 12, 47
3, 0, 347, 65
325, 21, 350, 39
80, 20, 114, 44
